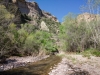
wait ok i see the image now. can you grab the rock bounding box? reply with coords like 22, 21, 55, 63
40, 21, 49, 31
12, 0, 17, 3
77, 12, 97, 23
1, 0, 59, 27
0, 55, 49, 71
49, 58, 69, 75
30, 20, 38, 26
15, 0, 58, 22
42, 10, 59, 22
27, 2, 43, 18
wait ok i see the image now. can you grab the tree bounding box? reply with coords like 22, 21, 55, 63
79, 0, 100, 50
80, 0, 100, 14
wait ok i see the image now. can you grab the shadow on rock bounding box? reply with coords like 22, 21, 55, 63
70, 71, 90, 75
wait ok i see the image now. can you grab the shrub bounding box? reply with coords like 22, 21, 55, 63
0, 5, 14, 27
59, 13, 100, 54
81, 48, 100, 58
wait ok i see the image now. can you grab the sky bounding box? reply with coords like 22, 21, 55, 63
28, 0, 87, 22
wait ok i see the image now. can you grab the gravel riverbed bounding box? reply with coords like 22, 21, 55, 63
49, 55, 100, 75
49, 58, 90, 75
49, 58, 70, 75
0, 54, 100, 75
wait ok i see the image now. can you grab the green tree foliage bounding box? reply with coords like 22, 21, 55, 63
0, 5, 58, 58
0, 5, 14, 27
59, 13, 100, 53
0, 22, 57, 60
0, 1, 60, 60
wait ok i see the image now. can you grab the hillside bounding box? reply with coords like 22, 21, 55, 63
0, 0, 60, 60
0, 0, 59, 31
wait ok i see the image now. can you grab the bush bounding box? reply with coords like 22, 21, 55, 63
59, 13, 100, 54
23, 33, 40, 55
0, 5, 14, 27
81, 48, 100, 57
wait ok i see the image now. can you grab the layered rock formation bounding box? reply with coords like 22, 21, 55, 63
42, 11, 59, 22
77, 12, 98, 23
1, 0, 59, 31
26, 2, 43, 19
2, 0, 58, 22
0, 0, 60, 33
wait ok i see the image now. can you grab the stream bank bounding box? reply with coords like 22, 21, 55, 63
0, 54, 99, 75
49, 54, 100, 75
0, 55, 49, 71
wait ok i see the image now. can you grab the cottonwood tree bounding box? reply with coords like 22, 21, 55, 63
80, 0, 100, 50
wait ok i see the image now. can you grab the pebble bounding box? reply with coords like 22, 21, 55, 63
49, 58, 69, 75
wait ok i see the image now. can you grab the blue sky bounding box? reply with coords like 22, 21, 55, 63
29, 0, 87, 22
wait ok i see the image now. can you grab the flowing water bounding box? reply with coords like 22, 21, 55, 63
0, 55, 61, 75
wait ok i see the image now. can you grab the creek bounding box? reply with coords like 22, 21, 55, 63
0, 55, 61, 75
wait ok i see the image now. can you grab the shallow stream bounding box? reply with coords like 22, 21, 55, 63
0, 55, 61, 75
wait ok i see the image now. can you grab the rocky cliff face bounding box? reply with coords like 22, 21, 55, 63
5, 0, 58, 22
17, 0, 58, 22
1, 0, 59, 31
42, 11, 59, 22
77, 13, 98, 23
26, 2, 43, 18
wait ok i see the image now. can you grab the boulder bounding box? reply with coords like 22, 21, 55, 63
40, 21, 49, 31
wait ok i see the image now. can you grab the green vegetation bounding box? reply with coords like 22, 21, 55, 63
1, 0, 100, 63
40, 17, 60, 34
0, 23, 57, 58
0, 4, 59, 61
81, 48, 100, 58
59, 13, 100, 52
57, 11, 100, 58
0, 4, 14, 27
57, 0, 100, 57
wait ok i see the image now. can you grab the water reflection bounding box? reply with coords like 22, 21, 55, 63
0, 56, 61, 75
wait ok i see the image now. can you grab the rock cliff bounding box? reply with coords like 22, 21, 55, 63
0, 0, 59, 32
2, 0, 58, 22
77, 12, 99, 23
